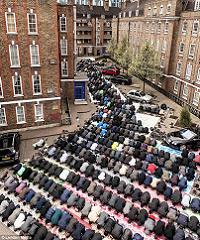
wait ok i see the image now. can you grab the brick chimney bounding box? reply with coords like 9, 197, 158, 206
104, 0, 109, 11
89, 0, 93, 10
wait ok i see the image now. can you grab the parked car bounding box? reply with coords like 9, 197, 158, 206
0, 132, 20, 165
127, 90, 153, 103
110, 74, 132, 85
164, 129, 200, 150
101, 66, 120, 76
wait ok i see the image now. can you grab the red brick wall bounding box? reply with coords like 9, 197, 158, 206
0, 0, 61, 131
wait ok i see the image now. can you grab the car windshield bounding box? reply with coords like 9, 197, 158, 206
0, 134, 14, 149
0, 148, 12, 156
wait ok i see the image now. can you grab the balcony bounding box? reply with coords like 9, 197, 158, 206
104, 27, 112, 31
76, 34, 92, 40
77, 26, 92, 31
104, 34, 112, 39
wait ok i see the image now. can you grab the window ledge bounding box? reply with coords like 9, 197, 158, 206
10, 66, 21, 69
14, 95, 24, 97
35, 119, 44, 122
28, 33, 38, 36
31, 65, 41, 67
0, 124, 8, 127
188, 56, 194, 60
7, 32, 18, 35
17, 121, 26, 125
193, 102, 199, 106
0, 96, 4, 98
33, 93, 42, 96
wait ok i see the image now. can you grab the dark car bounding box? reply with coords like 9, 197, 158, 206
110, 74, 132, 85
0, 132, 20, 165
164, 129, 200, 150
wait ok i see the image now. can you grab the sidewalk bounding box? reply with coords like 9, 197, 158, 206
21, 97, 97, 141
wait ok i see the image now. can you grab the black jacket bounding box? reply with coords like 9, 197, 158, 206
104, 218, 116, 233
137, 209, 148, 226
154, 220, 165, 236
149, 198, 160, 212
132, 188, 142, 202
114, 197, 126, 213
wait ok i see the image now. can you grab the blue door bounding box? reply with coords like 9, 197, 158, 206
74, 81, 86, 100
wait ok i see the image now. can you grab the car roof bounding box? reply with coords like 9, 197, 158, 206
0, 132, 19, 149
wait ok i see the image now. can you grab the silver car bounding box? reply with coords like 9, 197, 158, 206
127, 90, 153, 103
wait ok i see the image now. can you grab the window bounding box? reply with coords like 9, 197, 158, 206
148, 7, 151, 16
162, 40, 167, 52
129, 11, 132, 18
192, 20, 199, 36
151, 22, 155, 33
156, 40, 160, 51
174, 80, 179, 92
160, 55, 165, 68
189, 44, 195, 59
60, 15, 67, 32
182, 21, 187, 34
185, 63, 192, 80
157, 22, 161, 33
9, 43, 20, 67
0, 77, 3, 98
182, 85, 189, 99
167, 3, 171, 14
34, 104, 44, 121
61, 60, 68, 77
179, 42, 184, 55
195, 0, 200, 11
0, 108, 7, 126
176, 61, 182, 76
32, 73, 42, 95
28, 12, 38, 34
196, 68, 200, 82
164, 21, 169, 33
13, 74, 23, 96
160, 5, 163, 15
5, 11, 17, 34
16, 106, 25, 124
60, 38, 67, 56
193, 91, 200, 106
30, 44, 40, 66
153, 6, 157, 16
146, 22, 149, 32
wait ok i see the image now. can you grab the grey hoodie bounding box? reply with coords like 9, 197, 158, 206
81, 202, 92, 217
8, 207, 21, 224
20, 215, 35, 232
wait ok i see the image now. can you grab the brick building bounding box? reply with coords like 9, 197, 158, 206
76, 1, 120, 56
112, 0, 200, 118
0, 0, 62, 132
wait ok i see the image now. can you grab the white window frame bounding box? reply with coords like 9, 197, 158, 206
0, 77, 3, 98
61, 60, 68, 77
9, 43, 20, 68
160, 5, 164, 15
193, 91, 200, 106
196, 68, 200, 82
185, 63, 192, 80
162, 39, 167, 52
192, 20, 199, 36
166, 3, 171, 14
0, 108, 7, 126
164, 21, 169, 34
148, 7, 151, 16
60, 15, 67, 32
27, 12, 38, 35
182, 85, 189, 99
157, 22, 161, 33
160, 55, 165, 68
174, 80, 179, 92
182, 20, 187, 34
16, 106, 26, 124
32, 73, 42, 95
194, 0, 200, 11
188, 44, 195, 59
60, 38, 68, 56
12, 74, 23, 97
30, 44, 40, 67
176, 61, 182, 76
179, 42, 184, 55
5, 11, 17, 34
34, 103, 44, 122
153, 6, 157, 16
